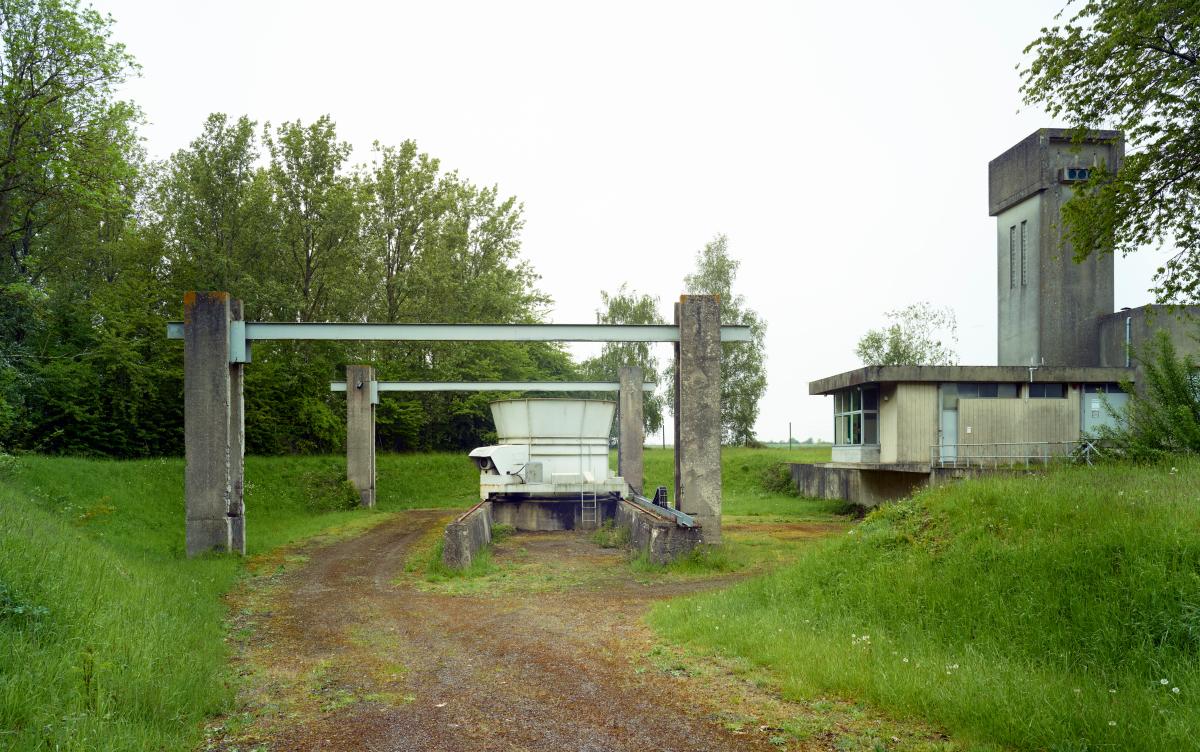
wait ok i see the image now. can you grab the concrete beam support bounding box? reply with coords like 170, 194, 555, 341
674, 295, 722, 542
618, 366, 645, 496
228, 301, 246, 554
346, 365, 377, 507
184, 292, 234, 556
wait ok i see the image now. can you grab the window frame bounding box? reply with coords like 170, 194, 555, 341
833, 385, 880, 447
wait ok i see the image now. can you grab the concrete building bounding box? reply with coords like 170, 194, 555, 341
797, 128, 1199, 506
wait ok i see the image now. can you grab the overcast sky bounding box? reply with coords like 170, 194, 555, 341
100, 0, 1167, 441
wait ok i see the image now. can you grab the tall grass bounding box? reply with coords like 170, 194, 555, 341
0, 452, 476, 751
649, 461, 1200, 750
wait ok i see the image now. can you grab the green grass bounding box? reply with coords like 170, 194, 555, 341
648, 460, 1200, 751
0, 445, 829, 750
0, 452, 476, 751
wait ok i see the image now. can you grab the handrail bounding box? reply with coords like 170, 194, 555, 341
627, 494, 696, 527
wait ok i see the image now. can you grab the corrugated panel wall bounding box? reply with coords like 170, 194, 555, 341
895, 383, 938, 463
959, 388, 1080, 445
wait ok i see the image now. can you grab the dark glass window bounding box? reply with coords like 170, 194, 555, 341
1028, 383, 1066, 399
1020, 221, 1028, 286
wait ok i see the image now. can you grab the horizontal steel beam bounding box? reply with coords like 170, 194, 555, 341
627, 494, 696, 527
167, 321, 752, 343
331, 381, 656, 393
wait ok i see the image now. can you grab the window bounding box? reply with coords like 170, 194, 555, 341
1009, 226, 1016, 288
1020, 220, 1028, 287
1084, 383, 1123, 394
1028, 383, 1066, 399
833, 386, 879, 446
943, 383, 1019, 408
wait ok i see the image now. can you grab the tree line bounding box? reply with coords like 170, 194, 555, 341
0, 0, 768, 457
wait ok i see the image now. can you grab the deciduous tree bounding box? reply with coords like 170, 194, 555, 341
1021, 0, 1200, 302
854, 302, 958, 366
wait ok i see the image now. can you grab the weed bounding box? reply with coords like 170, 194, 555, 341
591, 519, 631, 549
491, 523, 516, 543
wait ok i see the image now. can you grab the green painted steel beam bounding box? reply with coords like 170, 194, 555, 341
330, 381, 656, 393
166, 321, 752, 343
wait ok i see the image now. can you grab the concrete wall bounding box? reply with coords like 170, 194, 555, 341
490, 498, 618, 531
958, 387, 1080, 445
997, 195, 1042, 366
1098, 305, 1200, 387
790, 464, 929, 508
614, 500, 703, 564
442, 501, 493, 569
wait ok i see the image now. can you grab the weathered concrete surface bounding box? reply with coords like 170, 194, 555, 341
614, 499, 702, 564
229, 299, 246, 555
990, 129, 1122, 367
675, 295, 722, 542
442, 501, 493, 569
1099, 305, 1200, 387
790, 463, 929, 508
184, 291, 233, 556
618, 365, 644, 495
490, 498, 619, 531
346, 365, 376, 508
809, 364, 1134, 395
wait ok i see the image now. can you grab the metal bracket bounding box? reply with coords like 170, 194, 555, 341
228, 321, 251, 364
369, 380, 380, 405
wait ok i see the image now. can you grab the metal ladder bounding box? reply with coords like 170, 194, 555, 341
580, 486, 598, 528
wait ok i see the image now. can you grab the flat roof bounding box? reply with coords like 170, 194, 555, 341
809, 365, 1135, 395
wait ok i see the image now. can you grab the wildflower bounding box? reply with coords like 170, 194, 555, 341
1109, 689, 1116, 694
902, 657, 909, 663
1173, 687, 1181, 694
1161, 679, 1170, 685
1073, 688, 1081, 694
1108, 721, 1117, 727
1170, 467, 1178, 474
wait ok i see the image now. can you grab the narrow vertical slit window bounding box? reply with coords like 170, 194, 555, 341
1020, 220, 1028, 287
1009, 226, 1016, 288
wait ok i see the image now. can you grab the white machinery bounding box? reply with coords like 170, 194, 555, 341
469, 398, 628, 501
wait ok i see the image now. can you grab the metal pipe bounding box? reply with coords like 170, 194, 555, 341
330, 381, 656, 393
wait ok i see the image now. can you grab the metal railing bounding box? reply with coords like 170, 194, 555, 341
930, 441, 1102, 468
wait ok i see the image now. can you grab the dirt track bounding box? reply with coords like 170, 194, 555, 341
214, 510, 948, 752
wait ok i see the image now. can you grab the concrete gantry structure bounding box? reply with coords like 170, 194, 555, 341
183, 292, 244, 556
173, 293, 742, 555
345, 365, 377, 507
617, 365, 645, 496
674, 295, 723, 542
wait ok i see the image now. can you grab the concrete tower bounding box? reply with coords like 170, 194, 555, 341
988, 128, 1123, 366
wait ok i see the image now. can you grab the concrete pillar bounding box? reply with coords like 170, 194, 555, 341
675, 295, 722, 542
184, 291, 233, 556
618, 365, 645, 496
346, 365, 377, 507
228, 300, 246, 555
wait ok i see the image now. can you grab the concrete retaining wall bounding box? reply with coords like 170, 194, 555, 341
614, 499, 703, 564
442, 501, 493, 569
790, 463, 930, 508
490, 498, 619, 531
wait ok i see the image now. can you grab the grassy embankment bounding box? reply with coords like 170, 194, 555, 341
0, 445, 831, 749
650, 461, 1200, 751
0, 453, 475, 751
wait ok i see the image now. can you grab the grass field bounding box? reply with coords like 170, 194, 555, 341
0, 445, 829, 750
648, 460, 1200, 751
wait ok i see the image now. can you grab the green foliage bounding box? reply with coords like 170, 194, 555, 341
682, 234, 767, 446
301, 466, 361, 512
650, 462, 1200, 750
0, 0, 141, 285
590, 518, 631, 548
580, 284, 667, 435
1021, 0, 1200, 303
854, 301, 958, 366
1096, 330, 1200, 458
490, 522, 516, 543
